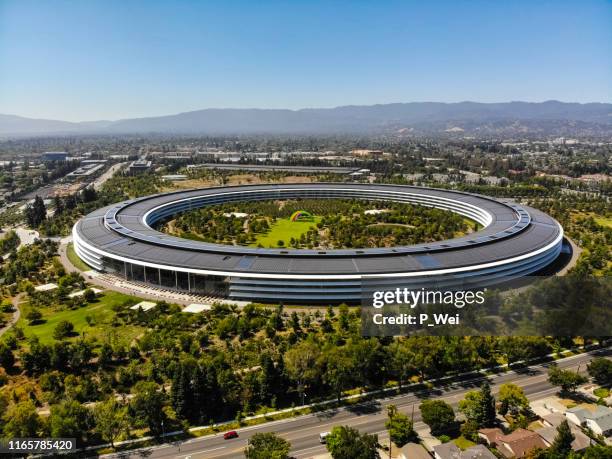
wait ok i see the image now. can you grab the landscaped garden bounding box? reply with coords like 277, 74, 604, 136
18, 290, 143, 344
159, 198, 474, 249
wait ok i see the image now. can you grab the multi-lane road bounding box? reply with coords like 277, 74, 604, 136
100, 348, 609, 459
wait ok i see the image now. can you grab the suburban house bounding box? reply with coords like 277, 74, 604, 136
433, 442, 496, 459
478, 428, 548, 458
537, 412, 592, 451
535, 426, 591, 452
566, 405, 612, 436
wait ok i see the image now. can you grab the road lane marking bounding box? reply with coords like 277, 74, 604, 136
173, 446, 225, 458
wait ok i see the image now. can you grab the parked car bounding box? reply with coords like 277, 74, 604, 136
319, 432, 330, 444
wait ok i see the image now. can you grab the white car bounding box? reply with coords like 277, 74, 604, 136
319, 432, 331, 444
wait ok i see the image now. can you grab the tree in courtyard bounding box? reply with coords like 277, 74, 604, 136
326, 425, 380, 459
244, 432, 291, 459
550, 420, 575, 458
458, 381, 496, 428
498, 383, 529, 416
93, 398, 128, 448
419, 400, 455, 435
385, 404, 417, 447
548, 365, 587, 393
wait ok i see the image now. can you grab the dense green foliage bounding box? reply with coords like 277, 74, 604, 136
548, 365, 588, 393
385, 404, 417, 447
419, 400, 456, 435
587, 357, 612, 386
244, 432, 291, 459
458, 382, 496, 428
326, 425, 380, 459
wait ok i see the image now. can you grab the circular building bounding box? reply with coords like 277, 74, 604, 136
73, 183, 563, 304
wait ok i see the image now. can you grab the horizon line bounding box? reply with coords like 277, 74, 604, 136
2, 99, 611, 124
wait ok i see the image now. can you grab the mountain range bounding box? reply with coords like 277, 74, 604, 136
1, 101, 611, 137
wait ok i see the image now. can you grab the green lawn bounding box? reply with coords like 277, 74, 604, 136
66, 242, 91, 271
250, 217, 322, 248
594, 387, 610, 398
594, 216, 612, 229
18, 291, 143, 344
453, 436, 477, 450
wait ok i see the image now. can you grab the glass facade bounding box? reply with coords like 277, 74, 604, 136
116, 260, 228, 295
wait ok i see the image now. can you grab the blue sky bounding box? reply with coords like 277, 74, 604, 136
0, 0, 610, 121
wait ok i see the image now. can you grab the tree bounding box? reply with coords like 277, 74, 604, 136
2, 401, 41, 437
548, 366, 587, 393
244, 432, 291, 459
326, 425, 380, 459
550, 420, 575, 457
284, 340, 320, 405
583, 445, 612, 459
389, 341, 414, 390
0, 343, 15, 369
587, 358, 612, 386
171, 362, 191, 419
131, 381, 166, 437
419, 400, 455, 435
83, 288, 96, 302
498, 383, 529, 416
25, 308, 42, 324
53, 320, 75, 340
93, 398, 128, 448
385, 405, 417, 447
458, 382, 496, 428
48, 400, 90, 440
322, 347, 354, 402
549, 420, 576, 457
25, 195, 47, 228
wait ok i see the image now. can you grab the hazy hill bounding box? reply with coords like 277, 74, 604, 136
1, 101, 611, 136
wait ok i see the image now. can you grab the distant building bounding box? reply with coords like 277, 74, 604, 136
161, 174, 188, 181
42, 151, 68, 161
66, 163, 105, 180
128, 160, 152, 175
351, 149, 386, 158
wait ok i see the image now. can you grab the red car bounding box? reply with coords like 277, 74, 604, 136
223, 431, 239, 440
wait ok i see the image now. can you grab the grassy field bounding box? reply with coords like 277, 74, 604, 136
66, 242, 91, 271
18, 291, 143, 344
250, 217, 322, 248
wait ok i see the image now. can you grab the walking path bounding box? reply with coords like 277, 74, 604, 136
0, 293, 24, 337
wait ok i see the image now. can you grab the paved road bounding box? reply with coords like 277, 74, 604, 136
93, 162, 127, 191
100, 348, 610, 459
